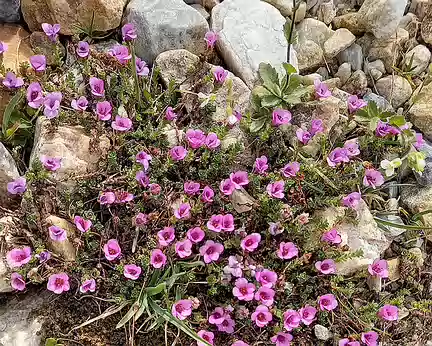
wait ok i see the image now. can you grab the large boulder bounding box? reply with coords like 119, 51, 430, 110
0, 24, 33, 72
125, 0, 209, 64
21, 0, 128, 35
421, 7, 432, 45
212, 0, 288, 88
0, 0, 20, 23
323, 28, 356, 58
375, 75, 413, 108
0, 143, 20, 207
408, 82, 432, 141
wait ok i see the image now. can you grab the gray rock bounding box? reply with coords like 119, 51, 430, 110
316, 66, 330, 80
409, 0, 431, 21
399, 13, 421, 38
314, 324, 332, 341
302, 73, 322, 85
91, 39, 120, 54
408, 82, 432, 142
212, 0, 288, 88
295, 40, 324, 73
333, 12, 366, 36
297, 18, 334, 46
342, 70, 368, 95
376, 75, 412, 108
358, 0, 408, 39
337, 43, 364, 71
363, 91, 394, 111
0, 142, 19, 207
402, 45, 431, 75
317, 0, 337, 25
364, 59, 386, 76
125, 0, 209, 64
323, 28, 356, 58
0, 0, 20, 22
414, 140, 432, 186
190, 4, 210, 20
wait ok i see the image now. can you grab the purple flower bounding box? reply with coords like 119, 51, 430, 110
103, 239, 121, 261
256, 269, 277, 288
7, 177, 27, 195
71, 96, 88, 111
186, 129, 206, 149
136, 151, 152, 170
95, 101, 112, 121
327, 148, 350, 167
6, 247, 32, 268
378, 305, 398, 321
310, 119, 324, 135
205, 132, 221, 150
296, 128, 312, 145
241, 233, 261, 252
251, 305, 272, 328
124, 264, 141, 280
266, 181, 285, 199
172, 299, 193, 320
361, 331, 379, 346
11, 272, 26, 291
184, 181, 200, 195
255, 286, 275, 307
201, 186, 214, 203
27, 82, 44, 109
40, 156, 61, 171
277, 242, 298, 259
363, 169, 385, 188
197, 330, 214, 346
122, 23, 137, 41
43, 92, 62, 119
318, 293, 338, 311
230, 171, 249, 189
213, 66, 228, 84
30, 55, 46, 72
80, 278, 96, 293
199, 240, 224, 263
272, 109, 292, 127
321, 229, 342, 245
207, 214, 223, 233
115, 191, 134, 203
89, 77, 105, 97
222, 214, 235, 232
344, 139, 360, 157
314, 79, 332, 99
157, 227, 175, 247
175, 239, 194, 258
36, 251, 51, 263
150, 183, 161, 195
375, 120, 400, 137
76, 41, 90, 58
298, 305, 317, 325
47, 273, 70, 294
204, 31, 218, 48
111, 116, 133, 131
342, 192, 361, 209
208, 307, 227, 325
170, 146, 188, 161
0, 41, 7, 54
41, 23, 60, 42
283, 309, 301, 331
109, 45, 132, 65
217, 316, 235, 333
414, 133, 425, 150
136, 170, 149, 187
368, 259, 389, 278
165, 107, 177, 121
315, 259, 337, 274
2, 71, 24, 88
174, 203, 191, 219
271, 332, 293, 346
282, 162, 300, 178
187, 227, 205, 244
254, 156, 269, 174
99, 191, 116, 205
233, 278, 255, 301
224, 256, 244, 278
136, 57, 149, 76
220, 178, 235, 195
49, 225, 67, 242
74, 216, 92, 233
339, 339, 360, 346
150, 249, 167, 268
348, 95, 367, 113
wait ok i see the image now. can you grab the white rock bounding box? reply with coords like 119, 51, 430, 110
364, 59, 386, 75
337, 43, 363, 71
403, 45, 431, 74
212, 0, 288, 88
191, 4, 210, 21
125, 0, 209, 63
335, 62, 352, 85
0, 142, 19, 207
323, 28, 356, 58
358, 0, 408, 39
314, 324, 332, 341
317, 0, 337, 25
296, 18, 334, 46
295, 40, 324, 72
376, 75, 413, 108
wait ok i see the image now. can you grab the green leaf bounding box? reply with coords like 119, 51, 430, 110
177, 260, 205, 268
374, 217, 432, 230
369, 117, 380, 131
389, 115, 406, 127
412, 209, 432, 221
116, 301, 141, 329
261, 95, 281, 108
258, 63, 280, 88
149, 300, 212, 346
368, 101, 379, 117
45, 338, 59, 346
2, 91, 24, 135
145, 282, 166, 296
250, 117, 266, 133
283, 63, 297, 76
283, 18, 294, 43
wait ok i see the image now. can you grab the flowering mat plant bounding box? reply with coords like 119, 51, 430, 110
1, 23, 432, 346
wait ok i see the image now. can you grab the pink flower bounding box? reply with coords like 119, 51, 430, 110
254, 156, 269, 174
7, 177, 27, 195
232, 342, 248, 346
271, 332, 293, 346
205, 132, 221, 149
11, 272, 26, 291
74, 216, 92, 233
251, 305, 272, 327
103, 239, 121, 261
344, 139, 360, 157
6, 247, 32, 268
256, 269, 277, 288
321, 229, 342, 245
213, 66, 228, 84
184, 181, 200, 195
186, 129, 206, 149
30, 55, 46, 72
348, 95, 367, 113
201, 186, 214, 203
49, 226, 67, 242
368, 259, 389, 278
2, 71, 24, 88
277, 242, 298, 260
174, 203, 191, 219
315, 259, 337, 274
76, 41, 90, 58
283, 309, 301, 331
282, 162, 300, 178
217, 317, 235, 333
26, 82, 44, 109
267, 181, 285, 199
229, 171, 249, 189
327, 148, 350, 167
222, 214, 235, 232
170, 146, 188, 161
186, 227, 205, 244
363, 169, 384, 188
298, 305, 317, 325
296, 128, 312, 144
150, 249, 167, 269
172, 299, 193, 320
122, 23, 137, 41
41, 23, 60, 42
124, 264, 141, 280
204, 31, 218, 48
209, 307, 226, 325
318, 294, 338, 311
71, 96, 89, 111
339, 339, 360, 346
47, 273, 70, 294
89, 77, 105, 97
165, 106, 177, 121
378, 304, 398, 321
135, 58, 149, 77
0, 41, 8, 54
272, 109, 292, 127
109, 45, 132, 65
310, 119, 324, 135
314, 79, 332, 99
136, 151, 152, 170
115, 191, 134, 203
233, 278, 255, 301
175, 239, 193, 258
157, 227, 175, 246
361, 331, 379, 346
254, 286, 275, 306
99, 191, 116, 205
80, 278, 96, 293
112, 116, 133, 131
220, 178, 235, 195
136, 170, 149, 187
241, 233, 261, 252
199, 240, 224, 263
197, 330, 214, 346
43, 92, 62, 119
95, 101, 112, 121
207, 214, 223, 233
342, 192, 361, 209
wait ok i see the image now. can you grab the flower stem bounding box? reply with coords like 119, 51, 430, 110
130, 43, 142, 108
